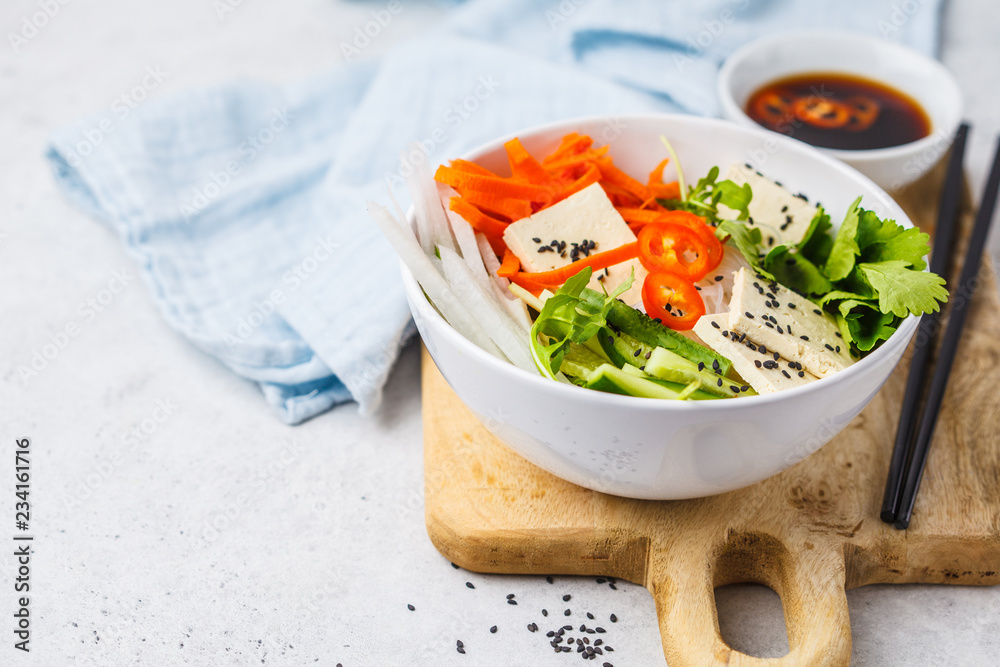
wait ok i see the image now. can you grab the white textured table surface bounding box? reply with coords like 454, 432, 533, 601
2, 1, 999, 665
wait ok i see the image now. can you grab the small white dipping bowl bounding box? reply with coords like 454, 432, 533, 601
717, 30, 962, 191
402, 114, 917, 500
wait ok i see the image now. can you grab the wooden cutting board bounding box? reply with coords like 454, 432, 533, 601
421, 161, 1000, 666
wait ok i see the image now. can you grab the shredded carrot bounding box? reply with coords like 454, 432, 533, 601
596, 158, 660, 208
546, 163, 601, 207
648, 158, 669, 187
458, 189, 531, 222
446, 159, 497, 176
448, 196, 508, 254
601, 182, 643, 207
497, 248, 520, 278
436, 166, 552, 203
541, 147, 610, 173
648, 182, 681, 201
542, 133, 593, 164
505, 138, 554, 186
514, 242, 639, 288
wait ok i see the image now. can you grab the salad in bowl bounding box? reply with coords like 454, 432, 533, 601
369, 115, 946, 499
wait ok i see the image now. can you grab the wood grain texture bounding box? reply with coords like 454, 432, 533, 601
422, 161, 1000, 666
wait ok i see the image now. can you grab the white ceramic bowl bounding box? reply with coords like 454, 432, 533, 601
717, 30, 962, 191
402, 114, 917, 500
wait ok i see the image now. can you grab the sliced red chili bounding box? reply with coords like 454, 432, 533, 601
792, 96, 851, 129
637, 223, 711, 281
657, 210, 724, 274
641, 271, 706, 331
843, 96, 881, 132
751, 89, 796, 127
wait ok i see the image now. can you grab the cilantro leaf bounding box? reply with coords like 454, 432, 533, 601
529, 268, 633, 379
835, 299, 899, 352
797, 208, 833, 266
824, 197, 862, 281
816, 289, 872, 308
855, 208, 903, 249
762, 246, 832, 298
862, 226, 931, 270
856, 261, 949, 317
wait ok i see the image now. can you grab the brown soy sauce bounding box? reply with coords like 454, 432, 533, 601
745, 72, 931, 151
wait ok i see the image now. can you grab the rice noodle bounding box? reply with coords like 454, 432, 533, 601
438, 246, 536, 372
367, 202, 503, 359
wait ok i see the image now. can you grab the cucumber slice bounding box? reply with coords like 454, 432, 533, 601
645, 347, 756, 398
581, 288, 731, 374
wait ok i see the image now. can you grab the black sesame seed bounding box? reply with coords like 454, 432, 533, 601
798, 371, 805, 377
610, 614, 618, 623
547, 576, 554, 584
466, 582, 475, 589
759, 345, 767, 354
565, 609, 571, 616
788, 302, 796, 309
765, 321, 774, 329
781, 205, 788, 213
773, 352, 780, 360
835, 331, 843, 338
782, 370, 791, 378
564, 625, 573, 631
609, 583, 617, 590
542, 609, 548, 616
532, 237, 541, 243
457, 647, 465, 654
800, 335, 809, 341
711, 321, 720, 329
452, 562, 460, 569
836, 345, 841, 353
714, 275, 723, 282
825, 343, 835, 352
528, 623, 538, 633
755, 360, 762, 368
491, 625, 498, 634
777, 326, 784, 334
813, 309, 822, 316
717, 378, 723, 387
407, 604, 415, 611
721, 330, 729, 337
506, 594, 515, 600
563, 594, 571, 602
595, 627, 606, 633
745, 312, 754, 319
457, 640, 464, 648
507, 599, 517, 605
730, 386, 740, 393
741, 385, 750, 392
579, 624, 586, 632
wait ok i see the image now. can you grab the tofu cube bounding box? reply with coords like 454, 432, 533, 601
717, 164, 820, 247
502, 183, 646, 305
727, 267, 854, 378
693, 314, 820, 395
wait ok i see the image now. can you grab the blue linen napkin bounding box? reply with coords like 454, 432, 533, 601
47, 0, 941, 424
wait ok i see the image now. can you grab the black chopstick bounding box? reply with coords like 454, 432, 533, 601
893, 134, 1000, 530
880, 123, 969, 524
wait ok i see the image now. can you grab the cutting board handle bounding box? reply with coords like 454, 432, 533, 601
648, 535, 851, 666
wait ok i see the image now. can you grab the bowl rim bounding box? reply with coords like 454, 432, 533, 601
402, 112, 919, 412
716, 29, 963, 163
